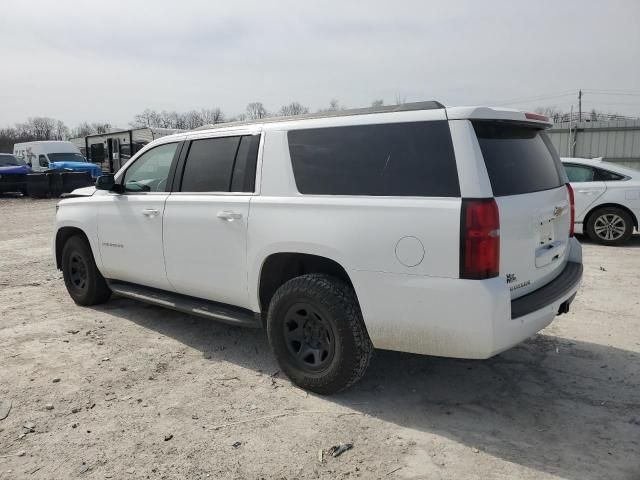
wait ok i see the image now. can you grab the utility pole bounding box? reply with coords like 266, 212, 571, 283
578, 89, 582, 122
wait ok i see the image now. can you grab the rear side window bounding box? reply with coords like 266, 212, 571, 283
473, 122, 564, 197
594, 168, 624, 181
564, 164, 594, 182
179, 135, 260, 193
180, 137, 240, 192
287, 121, 460, 197
231, 135, 260, 192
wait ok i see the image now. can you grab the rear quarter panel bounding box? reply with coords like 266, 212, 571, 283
247, 129, 462, 312
590, 180, 640, 226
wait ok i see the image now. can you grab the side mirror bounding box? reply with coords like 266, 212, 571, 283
95, 174, 120, 192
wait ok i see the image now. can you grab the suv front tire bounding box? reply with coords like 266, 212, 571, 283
266, 274, 373, 394
62, 235, 111, 306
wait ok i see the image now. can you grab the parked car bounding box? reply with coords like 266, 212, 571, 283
53, 102, 583, 394
13, 141, 102, 178
0, 153, 31, 194
562, 157, 640, 245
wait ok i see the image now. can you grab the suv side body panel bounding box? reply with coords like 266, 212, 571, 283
54, 106, 583, 361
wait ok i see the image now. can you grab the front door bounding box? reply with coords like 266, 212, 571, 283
97, 142, 181, 290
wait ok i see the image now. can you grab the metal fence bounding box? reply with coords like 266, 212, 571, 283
548, 119, 640, 170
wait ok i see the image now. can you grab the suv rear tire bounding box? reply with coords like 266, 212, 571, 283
62, 235, 112, 306
266, 274, 373, 394
586, 207, 633, 246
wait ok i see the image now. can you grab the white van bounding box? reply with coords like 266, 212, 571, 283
13, 141, 102, 178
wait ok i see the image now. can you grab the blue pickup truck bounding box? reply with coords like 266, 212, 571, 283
0, 154, 31, 194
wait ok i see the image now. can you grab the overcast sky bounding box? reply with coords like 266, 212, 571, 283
1, 0, 639, 128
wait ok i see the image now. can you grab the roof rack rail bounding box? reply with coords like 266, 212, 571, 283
192, 100, 445, 131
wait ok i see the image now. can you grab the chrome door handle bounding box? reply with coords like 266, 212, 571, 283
576, 190, 597, 195
142, 208, 160, 217
217, 211, 242, 221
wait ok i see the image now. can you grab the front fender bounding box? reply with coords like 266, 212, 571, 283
54, 199, 103, 272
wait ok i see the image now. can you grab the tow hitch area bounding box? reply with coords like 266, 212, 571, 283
558, 293, 577, 315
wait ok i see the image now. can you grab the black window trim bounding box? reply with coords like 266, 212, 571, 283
116, 140, 184, 195
172, 133, 262, 195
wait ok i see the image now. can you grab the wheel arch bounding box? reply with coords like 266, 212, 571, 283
55, 226, 91, 270
584, 203, 638, 232
257, 252, 356, 319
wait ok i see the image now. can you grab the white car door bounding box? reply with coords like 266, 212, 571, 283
564, 163, 606, 218
163, 132, 261, 309
97, 141, 181, 290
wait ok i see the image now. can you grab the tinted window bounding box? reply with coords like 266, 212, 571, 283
231, 135, 260, 192
90, 143, 105, 163
180, 137, 240, 192
594, 168, 625, 181
473, 122, 564, 197
564, 164, 594, 182
123, 143, 178, 192
0, 155, 21, 167
288, 121, 459, 197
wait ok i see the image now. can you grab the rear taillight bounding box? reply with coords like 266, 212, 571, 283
567, 183, 575, 237
460, 199, 500, 279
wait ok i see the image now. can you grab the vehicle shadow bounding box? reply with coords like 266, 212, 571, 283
98, 299, 640, 480
577, 233, 640, 248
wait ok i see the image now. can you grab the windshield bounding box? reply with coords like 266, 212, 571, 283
47, 152, 87, 163
0, 155, 25, 167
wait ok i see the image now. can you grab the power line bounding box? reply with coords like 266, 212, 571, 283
478, 91, 576, 106
583, 88, 640, 96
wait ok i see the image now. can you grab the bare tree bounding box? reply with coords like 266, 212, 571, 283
328, 99, 342, 111
131, 109, 161, 128
71, 122, 94, 138
318, 99, 344, 113
70, 122, 111, 138
54, 120, 69, 140
201, 108, 224, 125
246, 102, 268, 120
371, 99, 384, 107
30, 117, 57, 139
182, 110, 204, 129
279, 102, 309, 116
534, 105, 564, 123
394, 94, 407, 105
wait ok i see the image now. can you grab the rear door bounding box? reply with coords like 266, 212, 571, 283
473, 121, 571, 299
563, 163, 606, 218
163, 132, 260, 308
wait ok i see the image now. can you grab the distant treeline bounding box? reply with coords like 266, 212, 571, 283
0, 99, 364, 153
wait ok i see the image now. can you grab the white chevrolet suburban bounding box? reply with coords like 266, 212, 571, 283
54, 102, 583, 394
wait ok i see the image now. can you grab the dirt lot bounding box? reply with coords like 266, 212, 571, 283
0, 197, 639, 480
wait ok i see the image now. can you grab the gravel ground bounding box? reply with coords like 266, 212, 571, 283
0, 196, 639, 480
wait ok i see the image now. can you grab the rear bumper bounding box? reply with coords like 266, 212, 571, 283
352, 237, 583, 359
511, 261, 582, 319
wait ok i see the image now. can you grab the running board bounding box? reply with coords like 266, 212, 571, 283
107, 280, 261, 328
